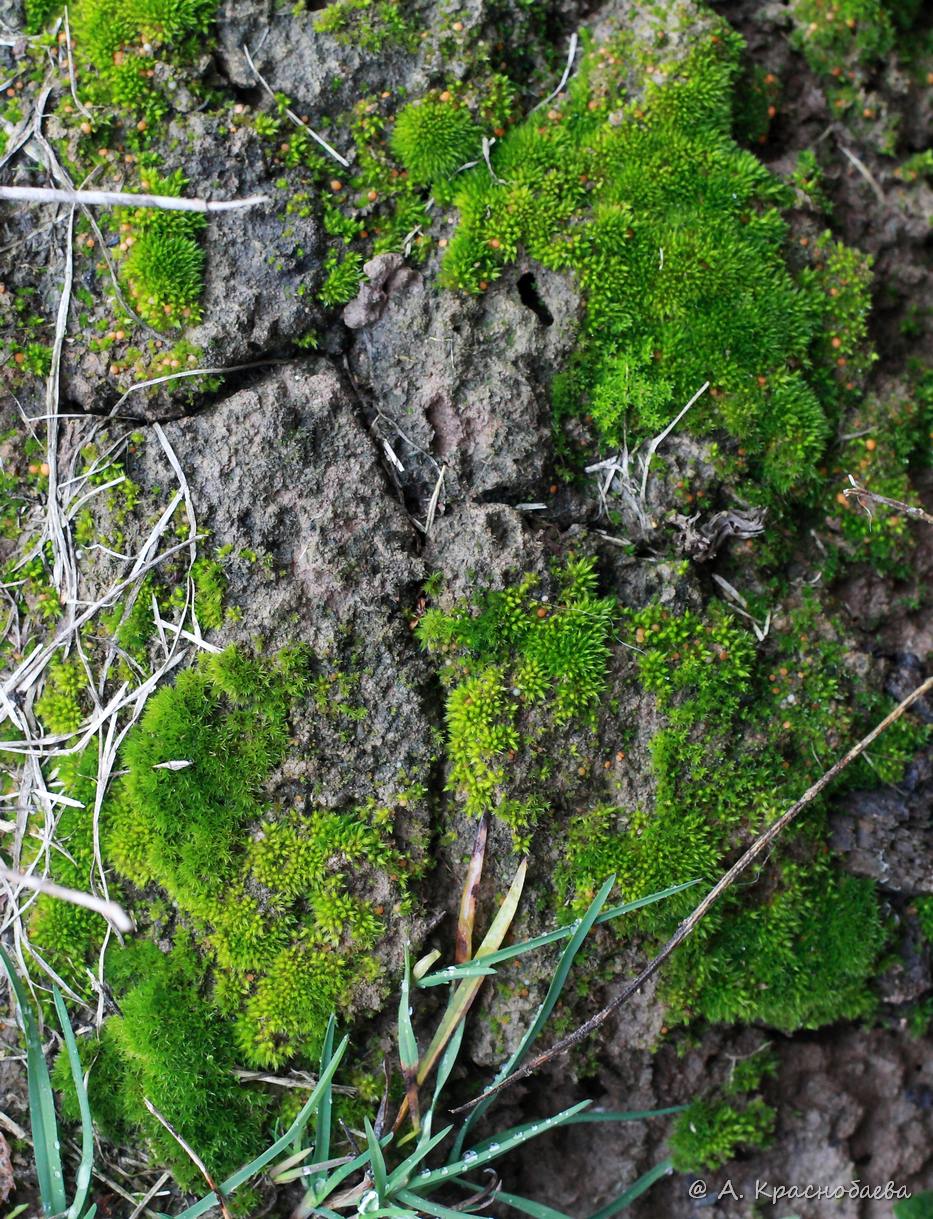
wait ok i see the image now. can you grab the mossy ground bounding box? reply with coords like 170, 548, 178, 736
2, 0, 930, 1205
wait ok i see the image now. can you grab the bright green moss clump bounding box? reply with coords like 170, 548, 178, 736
54, 938, 265, 1195
417, 557, 613, 840
72, 0, 214, 73
391, 96, 483, 187
440, 8, 873, 495
670, 1098, 775, 1172
107, 645, 415, 1067
117, 171, 206, 328
35, 656, 85, 735
67, 0, 214, 131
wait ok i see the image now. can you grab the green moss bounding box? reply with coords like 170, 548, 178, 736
813, 386, 927, 577
191, 556, 226, 630
557, 592, 925, 1031
106, 645, 416, 1066
417, 556, 613, 839
35, 657, 85, 736
789, 0, 895, 76
439, 10, 874, 497
313, 0, 417, 51
54, 937, 265, 1194
390, 96, 482, 186
108, 646, 306, 897
72, 0, 214, 73
24, 0, 62, 32
670, 1097, 775, 1172
27, 750, 102, 993
318, 249, 364, 307
118, 172, 206, 328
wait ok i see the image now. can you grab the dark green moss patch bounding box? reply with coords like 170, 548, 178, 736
557, 593, 927, 1031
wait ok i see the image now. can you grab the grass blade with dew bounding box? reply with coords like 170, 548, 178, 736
385, 1125, 453, 1192
416, 1099, 591, 1191
452, 876, 615, 1160
52, 987, 93, 1219
418, 880, 697, 987
396, 1188, 483, 1218
173, 1034, 349, 1219
564, 1105, 688, 1124
417, 964, 497, 987
398, 948, 421, 1131
462, 1186, 574, 1219
414, 859, 527, 1090
586, 1157, 674, 1219
298, 1137, 392, 1214
271, 1153, 352, 1185
0, 945, 66, 1216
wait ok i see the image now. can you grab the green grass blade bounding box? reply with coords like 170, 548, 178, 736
586, 1156, 673, 1219
81, 1207, 97, 1219
300, 1137, 392, 1215
385, 1125, 452, 1191
452, 877, 614, 1161
416, 859, 526, 1088
174, 1035, 348, 1219
364, 1118, 388, 1197
398, 948, 421, 1131
396, 1188, 476, 1218
0, 945, 66, 1216
565, 1105, 688, 1124
311, 1014, 337, 1161
471, 1187, 574, 1218
418, 880, 697, 986
53, 988, 93, 1219
418, 1099, 591, 1191
417, 964, 497, 986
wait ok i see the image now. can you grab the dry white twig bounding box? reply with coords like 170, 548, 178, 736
0, 184, 270, 211
242, 43, 349, 167
534, 32, 580, 111
639, 381, 709, 502
424, 464, 446, 535
0, 862, 133, 933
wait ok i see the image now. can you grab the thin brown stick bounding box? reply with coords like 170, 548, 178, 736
0, 185, 269, 212
844, 477, 933, 527
453, 674, 932, 1113
143, 1099, 232, 1219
